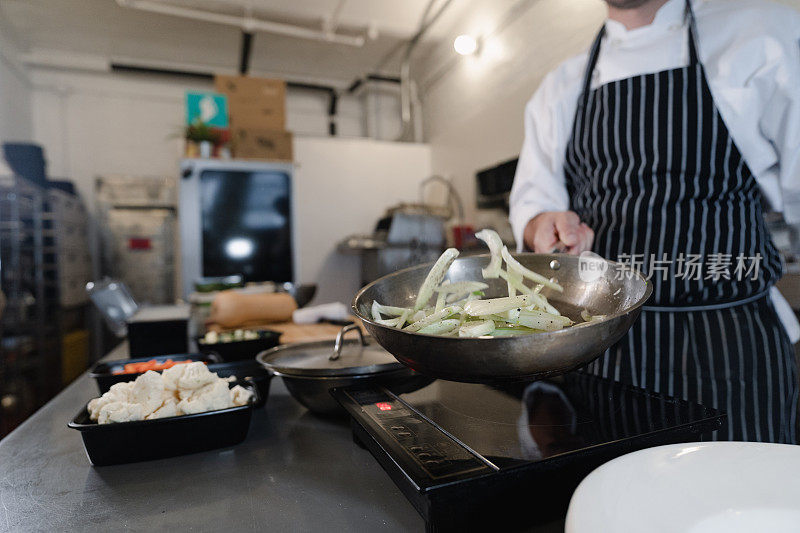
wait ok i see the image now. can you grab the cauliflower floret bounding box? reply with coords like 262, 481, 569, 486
88, 381, 135, 421
161, 387, 177, 402
146, 398, 179, 420
97, 401, 144, 424
230, 385, 254, 406
161, 363, 188, 392
175, 362, 218, 392
88, 397, 111, 420
178, 380, 233, 415
107, 381, 135, 400
131, 370, 165, 417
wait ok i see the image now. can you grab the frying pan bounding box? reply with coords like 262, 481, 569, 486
352, 253, 652, 383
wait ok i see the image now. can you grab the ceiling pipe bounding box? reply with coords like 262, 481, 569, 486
322, 0, 347, 37
396, 0, 454, 142
346, 74, 401, 94
239, 31, 253, 74
115, 0, 366, 47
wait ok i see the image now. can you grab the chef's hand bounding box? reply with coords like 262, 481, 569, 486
523, 211, 594, 255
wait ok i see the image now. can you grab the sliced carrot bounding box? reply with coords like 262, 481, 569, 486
112, 358, 196, 375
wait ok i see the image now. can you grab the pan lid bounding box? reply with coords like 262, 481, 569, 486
256, 324, 403, 377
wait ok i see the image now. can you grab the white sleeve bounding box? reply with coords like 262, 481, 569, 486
759, 11, 800, 223
509, 72, 572, 251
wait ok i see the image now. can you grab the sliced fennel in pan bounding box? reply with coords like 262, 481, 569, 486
369, 229, 603, 338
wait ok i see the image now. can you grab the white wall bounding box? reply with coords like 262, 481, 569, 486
29, 67, 403, 206
27, 67, 427, 305
293, 136, 432, 305
420, 0, 605, 229
0, 28, 32, 142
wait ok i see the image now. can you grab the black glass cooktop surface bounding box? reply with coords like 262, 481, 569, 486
391, 373, 716, 468
333, 372, 724, 532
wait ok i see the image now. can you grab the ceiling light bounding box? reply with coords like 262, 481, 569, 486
453, 34, 478, 56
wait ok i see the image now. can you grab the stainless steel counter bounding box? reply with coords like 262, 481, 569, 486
0, 343, 424, 532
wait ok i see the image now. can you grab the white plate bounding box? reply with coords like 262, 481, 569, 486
566, 442, 800, 533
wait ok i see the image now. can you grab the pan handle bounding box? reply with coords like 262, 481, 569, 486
331, 323, 367, 361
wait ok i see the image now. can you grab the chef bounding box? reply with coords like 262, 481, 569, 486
510, 0, 800, 442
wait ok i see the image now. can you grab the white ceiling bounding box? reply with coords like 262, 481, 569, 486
174, 0, 438, 37
0, 0, 465, 84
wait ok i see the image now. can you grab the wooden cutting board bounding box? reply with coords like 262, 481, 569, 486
259, 319, 365, 344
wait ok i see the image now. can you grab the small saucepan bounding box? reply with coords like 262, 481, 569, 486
256, 324, 422, 415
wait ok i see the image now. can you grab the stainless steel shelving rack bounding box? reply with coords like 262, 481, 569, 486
0, 174, 60, 436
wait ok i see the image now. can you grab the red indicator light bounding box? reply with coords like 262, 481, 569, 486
375, 402, 392, 411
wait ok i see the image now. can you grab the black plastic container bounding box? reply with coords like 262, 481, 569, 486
68, 384, 258, 466
127, 305, 190, 357
196, 329, 281, 361
89, 354, 221, 394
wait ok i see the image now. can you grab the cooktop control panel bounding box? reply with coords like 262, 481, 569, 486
341, 388, 494, 484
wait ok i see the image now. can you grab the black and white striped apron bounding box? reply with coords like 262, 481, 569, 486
562, 1, 798, 442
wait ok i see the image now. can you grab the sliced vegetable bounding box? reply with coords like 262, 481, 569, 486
371, 300, 383, 322
394, 309, 411, 328
419, 319, 461, 335
463, 294, 531, 317
447, 290, 484, 304
458, 319, 495, 338
530, 293, 561, 316
374, 316, 403, 327
372, 301, 411, 326
506, 269, 519, 297
448, 292, 482, 308
497, 307, 522, 321
498, 269, 533, 295
475, 229, 504, 278
374, 303, 411, 316
434, 292, 445, 313
113, 359, 193, 375
518, 309, 573, 331
414, 248, 459, 310
520, 309, 572, 325
410, 310, 428, 322
489, 325, 544, 337
434, 281, 489, 295
404, 305, 463, 333
501, 246, 563, 292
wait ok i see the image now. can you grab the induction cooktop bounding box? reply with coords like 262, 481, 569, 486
332, 372, 724, 532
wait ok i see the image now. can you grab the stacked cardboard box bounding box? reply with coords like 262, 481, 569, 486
214, 75, 293, 161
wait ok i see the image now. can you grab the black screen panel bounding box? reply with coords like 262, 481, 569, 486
200, 169, 292, 282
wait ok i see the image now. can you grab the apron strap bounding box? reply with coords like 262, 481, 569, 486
685, 0, 700, 66
580, 0, 700, 104
578, 26, 605, 109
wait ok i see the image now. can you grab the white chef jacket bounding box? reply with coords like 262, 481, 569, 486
509, 0, 800, 339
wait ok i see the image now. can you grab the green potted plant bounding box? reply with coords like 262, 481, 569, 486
185, 121, 222, 158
